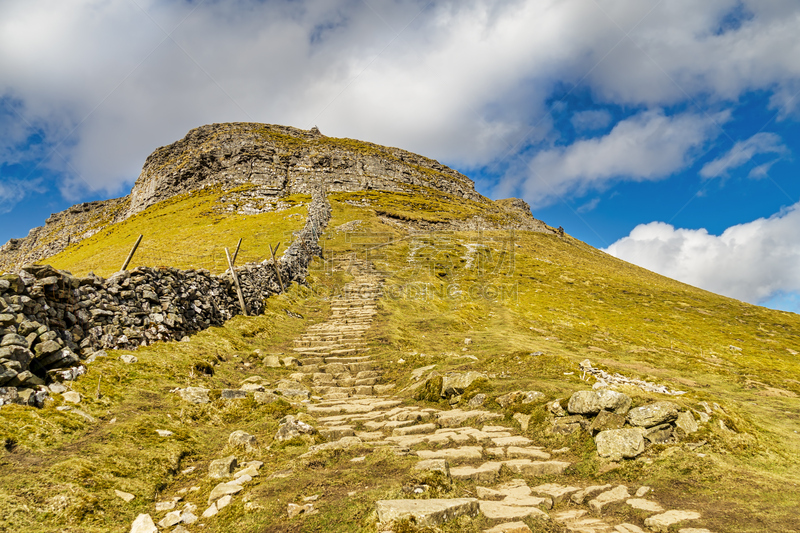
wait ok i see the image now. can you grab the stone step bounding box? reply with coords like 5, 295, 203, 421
292, 344, 344, 353
325, 356, 372, 364
298, 357, 325, 366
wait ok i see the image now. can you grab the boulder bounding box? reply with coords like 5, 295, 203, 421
643, 423, 673, 444
675, 411, 699, 436
441, 371, 487, 398
595, 428, 645, 460
590, 410, 626, 433
567, 390, 631, 415
627, 401, 679, 428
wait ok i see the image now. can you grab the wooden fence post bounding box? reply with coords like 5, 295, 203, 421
269, 242, 285, 293
121, 235, 143, 271
231, 238, 243, 265
225, 247, 248, 316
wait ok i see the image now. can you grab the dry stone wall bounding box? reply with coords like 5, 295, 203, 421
0, 188, 330, 407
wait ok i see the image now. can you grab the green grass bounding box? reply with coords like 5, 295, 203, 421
2, 189, 800, 532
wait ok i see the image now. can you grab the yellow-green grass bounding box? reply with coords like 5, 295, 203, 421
2, 190, 800, 531
45, 186, 310, 277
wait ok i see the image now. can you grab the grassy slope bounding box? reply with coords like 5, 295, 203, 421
46, 185, 310, 277
0, 189, 799, 532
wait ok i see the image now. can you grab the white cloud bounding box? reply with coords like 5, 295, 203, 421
0, 0, 798, 205
604, 203, 800, 304
700, 132, 788, 178
571, 109, 612, 132
517, 109, 726, 206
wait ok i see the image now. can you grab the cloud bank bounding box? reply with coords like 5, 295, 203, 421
1, 0, 800, 205
604, 203, 800, 305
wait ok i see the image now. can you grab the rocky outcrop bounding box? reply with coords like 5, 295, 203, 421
2, 123, 545, 272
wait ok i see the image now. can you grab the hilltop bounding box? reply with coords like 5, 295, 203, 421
0, 123, 548, 272
1, 124, 799, 533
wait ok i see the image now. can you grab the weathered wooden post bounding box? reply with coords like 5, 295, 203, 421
231, 238, 243, 265
225, 247, 248, 316
269, 242, 285, 293
121, 235, 143, 271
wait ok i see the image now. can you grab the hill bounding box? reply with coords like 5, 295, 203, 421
1, 124, 799, 533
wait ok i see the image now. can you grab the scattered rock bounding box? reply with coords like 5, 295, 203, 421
254, 391, 280, 404
441, 371, 487, 398
483, 521, 532, 533
547, 399, 567, 416
635, 486, 651, 497
589, 485, 630, 513
208, 480, 245, 505
129, 514, 158, 533
209, 456, 238, 478
274, 415, 317, 442
62, 391, 81, 404
157, 510, 181, 528
468, 393, 487, 407
155, 429, 173, 437
571, 484, 613, 505
229, 430, 258, 451
513, 412, 531, 431
179, 387, 210, 404
626, 498, 664, 512
644, 510, 702, 532
120, 354, 138, 364
115, 489, 135, 502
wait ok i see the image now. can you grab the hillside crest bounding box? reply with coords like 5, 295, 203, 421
0, 123, 543, 271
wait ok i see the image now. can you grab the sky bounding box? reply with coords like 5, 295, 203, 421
1, 0, 799, 313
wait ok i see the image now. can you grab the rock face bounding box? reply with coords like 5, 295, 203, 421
1, 123, 549, 272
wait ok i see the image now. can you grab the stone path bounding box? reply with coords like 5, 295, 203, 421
155, 257, 713, 533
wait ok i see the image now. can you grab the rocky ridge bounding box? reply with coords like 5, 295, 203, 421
0, 123, 548, 272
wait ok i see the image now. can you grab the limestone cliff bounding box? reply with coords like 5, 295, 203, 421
0, 123, 545, 272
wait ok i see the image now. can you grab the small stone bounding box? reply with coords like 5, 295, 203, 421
129, 513, 158, 533
263, 355, 282, 367
254, 391, 280, 404
547, 400, 567, 416
201, 503, 218, 518
476, 486, 504, 500
120, 354, 138, 364
115, 489, 135, 502
229, 430, 258, 451
155, 500, 176, 511
157, 510, 181, 528
635, 486, 651, 497
644, 510, 702, 532
62, 391, 81, 404
216, 495, 233, 510
590, 410, 626, 433
209, 456, 238, 478
468, 393, 487, 407
483, 521, 533, 533
179, 387, 210, 404
208, 480, 244, 505
49, 382, 67, 394
414, 459, 450, 478
155, 429, 173, 437
571, 484, 613, 505
275, 415, 317, 442
589, 485, 631, 513
513, 412, 531, 431
287, 502, 304, 518
626, 498, 664, 512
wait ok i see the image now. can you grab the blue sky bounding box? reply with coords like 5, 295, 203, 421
1, 0, 800, 312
